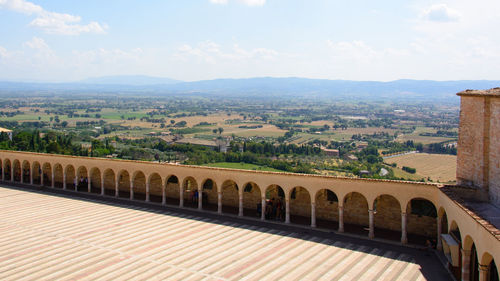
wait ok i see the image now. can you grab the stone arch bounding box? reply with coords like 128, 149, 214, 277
242, 182, 261, 218
132, 171, 146, 201
3, 159, 11, 181
290, 186, 311, 225
315, 188, 339, 230
165, 175, 180, 205
468, 241, 480, 281
21, 160, 30, 183
12, 159, 21, 182
89, 167, 101, 194
221, 179, 239, 215
264, 184, 285, 220
183, 176, 198, 209
148, 173, 162, 203
76, 166, 88, 192
438, 207, 449, 234
404, 198, 438, 244
42, 162, 51, 187
32, 161, 41, 185
53, 163, 63, 188
343, 191, 369, 235
201, 178, 218, 211
449, 220, 461, 244
65, 165, 76, 189
480, 253, 498, 281
117, 170, 131, 198
103, 169, 116, 196
372, 194, 401, 242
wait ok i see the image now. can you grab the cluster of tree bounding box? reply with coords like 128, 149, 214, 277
0, 111, 23, 117
419, 130, 458, 137
426, 142, 457, 155
0, 130, 80, 155
402, 166, 417, 174
356, 145, 383, 164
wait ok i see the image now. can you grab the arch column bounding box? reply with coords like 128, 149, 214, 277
261, 197, 266, 220
146, 181, 150, 202
114, 176, 119, 197
217, 192, 222, 214
338, 205, 344, 233
162, 186, 166, 205
311, 202, 316, 228
198, 188, 202, 210
401, 212, 408, 244
20, 167, 24, 184
1, 165, 4, 181
238, 192, 243, 217
179, 186, 184, 208
11, 165, 14, 182
40, 169, 44, 186
130, 180, 134, 200
63, 172, 66, 189
29, 165, 33, 185
285, 199, 290, 223
461, 248, 471, 281
100, 174, 105, 196
51, 168, 55, 188
87, 176, 91, 192
478, 264, 489, 281
368, 209, 374, 239
437, 216, 443, 250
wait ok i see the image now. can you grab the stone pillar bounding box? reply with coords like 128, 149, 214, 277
261, 197, 266, 220
87, 177, 91, 192
478, 264, 489, 281
162, 187, 166, 205
11, 166, 14, 182
115, 177, 119, 197
179, 187, 184, 208
62, 173, 66, 189
20, 168, 24, 184
198, 188, 202, 210
401, 212, 408, 244
1, 165, 4, 181
146, 182, 150, 202
311, 202, 316, 228
40, 170, 44, 186
51, 170, 55, 188
238, 193, 243, 217
100, 175, 105, 196
130, 180, 134, 200
338, 206, 344, 233
29, 166, 33, 185
217, 192, 222, 214
368, 209, 374, 239
461, 248, 472, 281
285, 199, 290, 223
437, 216, 443, 250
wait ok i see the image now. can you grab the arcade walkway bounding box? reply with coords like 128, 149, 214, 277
0, 185, 451, 281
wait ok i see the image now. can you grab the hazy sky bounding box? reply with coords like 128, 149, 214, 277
0, 0, 499, 82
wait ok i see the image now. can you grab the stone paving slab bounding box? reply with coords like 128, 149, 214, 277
0, 186, 451, 281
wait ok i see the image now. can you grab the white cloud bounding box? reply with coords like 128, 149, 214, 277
421, 4, 461, 22
23, 36, 49, 50
0, 0, 107, 35
210, 0, 266, 6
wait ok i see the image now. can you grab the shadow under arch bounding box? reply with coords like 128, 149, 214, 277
22, 160, 30, 183
76, 166, 88, 192
117, 170, 131, 198
264, 184, 285, 221
315, 188, 339, 230
373, 194, 401, 242
148, 173, 162, 203
3, 159, 11, 181
89, 167, 101, 194
201, 178, 217, 212
480, 252, 498, 281
289, 186, 311, 226
343, 191, 369, 235
405, 198, 437, 245
182, 176, 198, 209
221, 179, 239, 215
42, 162, 51, 187
32, 161, 41, 185
242, 182, 261, 218
103, 168, 116, 196
132, 171, 146, 201
53, 163, 64, 188
65, 164, 76, 190
165, 175, 180, 206
12, 159, 21, 182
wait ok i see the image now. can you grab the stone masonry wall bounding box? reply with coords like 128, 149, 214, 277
489, 99, 500, 206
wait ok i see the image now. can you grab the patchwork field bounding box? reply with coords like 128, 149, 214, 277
387, 153, 457, 183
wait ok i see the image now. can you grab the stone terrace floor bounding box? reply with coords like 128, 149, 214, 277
0, 185, 452, 281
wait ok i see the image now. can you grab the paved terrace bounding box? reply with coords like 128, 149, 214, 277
0, 185, 451, 281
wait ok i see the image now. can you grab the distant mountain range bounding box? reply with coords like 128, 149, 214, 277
0, 76, 498, 101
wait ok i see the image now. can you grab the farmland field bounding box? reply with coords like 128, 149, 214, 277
387, 153, 457, 183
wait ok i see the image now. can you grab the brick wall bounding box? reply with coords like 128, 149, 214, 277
489, 99, 500, 206
344, 192, 369, 226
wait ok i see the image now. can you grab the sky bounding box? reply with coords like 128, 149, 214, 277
0, 0, 499, 82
